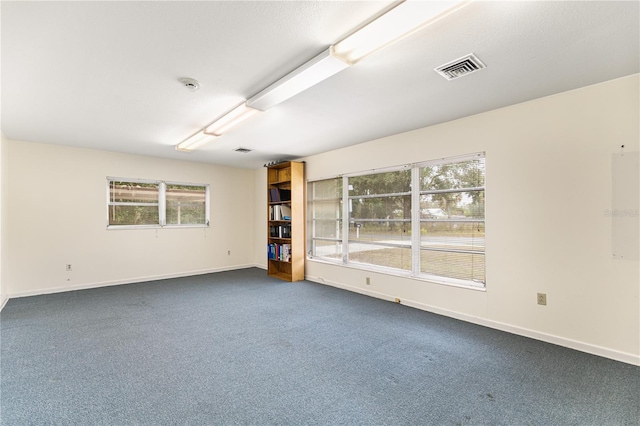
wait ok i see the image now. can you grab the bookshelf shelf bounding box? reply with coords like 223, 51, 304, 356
267, 161, 304, 282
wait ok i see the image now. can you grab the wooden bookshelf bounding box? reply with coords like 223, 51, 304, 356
267, 161, 305, 282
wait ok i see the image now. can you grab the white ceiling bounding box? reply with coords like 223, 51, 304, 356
2, 1, 639, 169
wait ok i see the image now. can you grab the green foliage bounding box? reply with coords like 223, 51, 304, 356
347, 159, 485, 221
109, 182, 206, 226
420, 159, 485, 215
349, 170, 411, 221
109, 206, 159, 226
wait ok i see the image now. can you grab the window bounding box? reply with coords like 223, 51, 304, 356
419, 157, 485, 284
307, 153, 485, 288
107, 178, 209, 228
108, 179, 160, 227
307, 177, 343, 261
348, 169, 412, 271
165, 184, 208, 226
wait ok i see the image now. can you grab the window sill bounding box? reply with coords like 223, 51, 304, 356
306, 256, 486, 291
107, 224, 209, 231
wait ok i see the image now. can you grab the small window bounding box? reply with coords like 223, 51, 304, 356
107, 178, 209, 228
165, 183, 208, 226
108, 179, 160, 227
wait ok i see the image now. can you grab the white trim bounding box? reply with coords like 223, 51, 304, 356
107, 178, 210, 229
342, 175, 350, 263
414, 151, 484, 168
343, 163, 411, 178
306, 257, 486, 290
306, 152, 485, 183
0, 294, 8, 312
411, 166, 420, 276
304, 274, 640, 366
107, 176, 162, 185
7, 264, 256, 299
308, 154, 486, 289
159, 181, 167, 226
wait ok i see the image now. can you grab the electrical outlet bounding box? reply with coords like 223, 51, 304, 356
66, 264, 72, 271
537, 293, 547, 306
366, 277, 370, 285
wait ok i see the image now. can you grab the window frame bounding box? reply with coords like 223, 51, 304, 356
164, 181, 211, 228
106, 177, 210, 230
307, 177, 343, 263
307, 153, 485, 289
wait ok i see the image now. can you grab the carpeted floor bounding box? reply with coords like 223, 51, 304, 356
1, 267, 638, 425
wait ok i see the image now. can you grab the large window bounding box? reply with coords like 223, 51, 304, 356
107, 178, 209, 228
307, 153, 485, 288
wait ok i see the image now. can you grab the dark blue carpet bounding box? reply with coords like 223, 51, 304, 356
1, 268, 638, 425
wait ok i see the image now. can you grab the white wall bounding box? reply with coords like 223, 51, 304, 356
255, 75, 640, 364
5, 140, 256, 297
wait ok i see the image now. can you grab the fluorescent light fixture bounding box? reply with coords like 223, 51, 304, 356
175, 131, 217, 152
332, 0, 469, 64
205, 103, 261, 136
177, 1, 468, 150
247, 48, 350, 111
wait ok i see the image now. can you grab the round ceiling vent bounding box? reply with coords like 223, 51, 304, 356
179, 77, 200, 91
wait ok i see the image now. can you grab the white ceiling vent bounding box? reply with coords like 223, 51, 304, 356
234, 148, 252, 153
435, 54, 485, 80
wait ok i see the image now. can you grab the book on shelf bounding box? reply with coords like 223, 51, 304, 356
280, 204, 291, 220
268, 188, 291, 203
267, 243, 292, 262
269, 224, 291, 238
269, 204, 292, 221
279, 189, 291, 202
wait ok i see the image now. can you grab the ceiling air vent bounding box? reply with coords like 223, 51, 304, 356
435, 54, 485, 80
234, 148, 252, 153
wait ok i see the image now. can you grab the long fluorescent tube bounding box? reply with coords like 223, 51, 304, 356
176, 1, 467, 150
205, 103, 261, 136
175, 131, 217, 152
247, 48, 350, 111
332, 0, 469, 65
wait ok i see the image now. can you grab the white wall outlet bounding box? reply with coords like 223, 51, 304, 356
66, 264, 72, 271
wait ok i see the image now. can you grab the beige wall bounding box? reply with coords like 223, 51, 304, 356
254, 168, 268, 268
4, 141, 256, 297
256, 75, 640, 364
0, 131, 7, 309
4, 74, 638, 365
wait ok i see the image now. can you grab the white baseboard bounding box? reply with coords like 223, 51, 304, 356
305, 274, 640, 367
0, 294, 8, 312
7, 264, 257, 299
